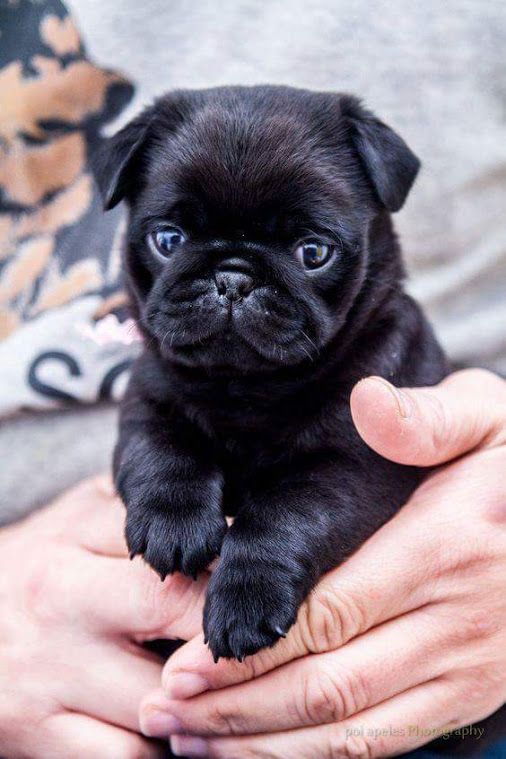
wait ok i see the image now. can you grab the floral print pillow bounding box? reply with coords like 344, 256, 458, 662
0, 0, 140, 415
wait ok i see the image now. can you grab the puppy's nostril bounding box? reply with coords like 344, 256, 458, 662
237, 277, 254, 296
215, 271, 254, 302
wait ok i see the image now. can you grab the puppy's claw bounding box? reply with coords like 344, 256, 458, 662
274, 625, 287, 638
212, 653, 220, 664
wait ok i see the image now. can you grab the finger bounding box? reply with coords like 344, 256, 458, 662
50, 474, 129, 557
350, 369, 506, 467
78, 552, 208, 641
51, 473, 116, 514
44, 712, 164, 759
61, 642, 162, 732
140, 605, 458, 738
78, 494, 129, 557
167, 677, 473, 758
158, 479, 445, 701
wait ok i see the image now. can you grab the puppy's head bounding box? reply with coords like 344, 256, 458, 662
95, 86, 419, 372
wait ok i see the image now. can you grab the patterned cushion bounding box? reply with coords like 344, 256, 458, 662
0, 0, 140, 415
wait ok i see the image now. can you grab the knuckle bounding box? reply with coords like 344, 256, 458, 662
302, 667, 344, 724
245, 648, 277, 680
302, 583, 364, 653
327, 729, 376, 759
206, 702, 246, 736
459, 608, 500, 644
302, 664, 365, 724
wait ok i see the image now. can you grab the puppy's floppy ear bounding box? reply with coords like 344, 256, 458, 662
343, 97, 420, 212
93, 110, 154, 211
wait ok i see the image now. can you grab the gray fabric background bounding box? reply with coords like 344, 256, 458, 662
0, 404, 117, 525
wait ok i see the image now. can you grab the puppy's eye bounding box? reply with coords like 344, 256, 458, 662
295, 241, 334, 271
149, 226, 186, 257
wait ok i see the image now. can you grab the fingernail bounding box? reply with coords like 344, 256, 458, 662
171, 735, 208, 757
140, 708, 183, 738
164, 672, 209, 699
369, 377, 413, 419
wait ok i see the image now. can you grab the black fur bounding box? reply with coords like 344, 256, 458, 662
95, 85, 449, 661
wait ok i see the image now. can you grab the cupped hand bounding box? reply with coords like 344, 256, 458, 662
0, 475, 207, 759
140, 369, 506, 758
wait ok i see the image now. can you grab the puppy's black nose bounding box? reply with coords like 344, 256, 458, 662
215, 270, 254, 302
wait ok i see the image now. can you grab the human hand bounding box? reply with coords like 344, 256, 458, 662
0, 475, 207, 758
140, 369, 506, 757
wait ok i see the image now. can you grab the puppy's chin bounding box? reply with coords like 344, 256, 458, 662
166, 332, 275, 373
146, 301, 319, 373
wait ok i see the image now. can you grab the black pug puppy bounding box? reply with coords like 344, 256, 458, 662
95, 85, 448, 662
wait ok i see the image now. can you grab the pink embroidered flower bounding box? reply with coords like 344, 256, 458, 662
76, 315, 143, 346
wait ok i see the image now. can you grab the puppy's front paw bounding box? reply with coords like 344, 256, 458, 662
124, 484, 227, 580
203, 562, 302, 661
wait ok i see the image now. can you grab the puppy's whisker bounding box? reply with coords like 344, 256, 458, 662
301, 330, 320, 357
299, 343, 314, 362
160, 328, 175, 352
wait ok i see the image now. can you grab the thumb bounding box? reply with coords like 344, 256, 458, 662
350, 368, 506, 467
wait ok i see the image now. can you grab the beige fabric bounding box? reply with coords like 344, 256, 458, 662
0, 0, 138, 416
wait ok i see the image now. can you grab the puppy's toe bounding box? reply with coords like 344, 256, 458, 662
144, 515, 180, 579
203, 563, 302, 661
125, 509, 149, 559
127, 505, 227, 581
178, 514, 227, 578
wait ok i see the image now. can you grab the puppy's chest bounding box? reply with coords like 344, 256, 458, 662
208, 397, 355, 472
211, 411, 358, 519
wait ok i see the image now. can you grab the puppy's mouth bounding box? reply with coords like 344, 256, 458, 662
144, 283, 319, 371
